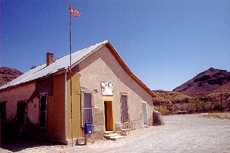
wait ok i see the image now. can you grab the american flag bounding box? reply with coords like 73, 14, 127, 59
69, 6, 80, 17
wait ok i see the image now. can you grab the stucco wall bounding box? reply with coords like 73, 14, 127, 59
27, 97, 39, 124
0, 75, 67, 144
47, 74, 66, 142
78, 46, 154, 132
0, 83, 36, 120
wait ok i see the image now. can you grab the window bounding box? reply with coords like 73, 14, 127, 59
120, 95, 129, 123
81, 93, 93, 125
40, 94, 47, 128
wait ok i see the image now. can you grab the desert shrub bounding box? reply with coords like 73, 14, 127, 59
157, 106, 172, 115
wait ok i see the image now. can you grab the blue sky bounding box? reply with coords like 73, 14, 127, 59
1, 0, 230, 90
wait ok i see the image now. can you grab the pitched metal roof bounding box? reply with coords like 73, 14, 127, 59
0, 40, 108, 90
0, 40, 155, 98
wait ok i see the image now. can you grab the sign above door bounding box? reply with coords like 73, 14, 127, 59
101, 81, 113, 96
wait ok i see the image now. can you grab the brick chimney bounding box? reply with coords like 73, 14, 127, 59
46, 52, 54, 66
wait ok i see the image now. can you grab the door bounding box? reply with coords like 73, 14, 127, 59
40, 95, 47, 128
120, 95, 129, 123
104, 101, 113, 131
0, 102, 6, 145
17, 102, 26, 124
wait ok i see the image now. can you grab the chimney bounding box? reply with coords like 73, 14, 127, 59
46, 52, 54, 66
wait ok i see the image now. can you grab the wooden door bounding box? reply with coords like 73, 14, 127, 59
120, 95, 129, 123
104, 101, 113, 131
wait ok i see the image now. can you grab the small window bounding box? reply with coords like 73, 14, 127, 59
81, 93, 93, 125
40, 94, 48, 128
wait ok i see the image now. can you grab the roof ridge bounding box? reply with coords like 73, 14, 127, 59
30, 40, 109, 71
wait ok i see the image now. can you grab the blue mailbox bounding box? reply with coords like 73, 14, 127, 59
84, 123, 93, 135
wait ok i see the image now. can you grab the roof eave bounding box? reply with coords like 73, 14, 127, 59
105, 42, 156, 98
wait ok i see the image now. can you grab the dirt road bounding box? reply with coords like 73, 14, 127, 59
1, 114, 230, 153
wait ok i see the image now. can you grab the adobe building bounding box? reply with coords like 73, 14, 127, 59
0, 40, 157, 144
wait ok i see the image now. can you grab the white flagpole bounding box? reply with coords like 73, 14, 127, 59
69, 5, 72, 67
69, 4, 74, 146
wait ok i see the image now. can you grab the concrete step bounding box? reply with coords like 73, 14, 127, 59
108, 134, 123, 141
120, 128, 130, 136
76, 137, 87, 145
104, 132, 124, 141
104, 131, 115, 135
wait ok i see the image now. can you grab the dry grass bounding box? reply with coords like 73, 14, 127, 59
203, 112, 230, 119
156, 106, 171, 115
154, 90, 192, 103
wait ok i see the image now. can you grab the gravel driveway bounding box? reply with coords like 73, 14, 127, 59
1, 114, 230, 153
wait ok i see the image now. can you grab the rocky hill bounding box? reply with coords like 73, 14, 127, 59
173, 67, 230, 97
0, 67, 22, 86
212, 82, 230, 94
154, 68, 230, 115
154, 90, 192, 102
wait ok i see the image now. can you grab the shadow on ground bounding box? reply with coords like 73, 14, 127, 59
2, 137, 61, 152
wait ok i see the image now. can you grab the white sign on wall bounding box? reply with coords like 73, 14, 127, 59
101, 81, 113, 96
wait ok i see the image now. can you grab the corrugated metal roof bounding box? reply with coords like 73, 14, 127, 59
0, 40, 108, 90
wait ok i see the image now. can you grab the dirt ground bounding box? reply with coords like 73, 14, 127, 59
1, 114, 230, 153
203, 112, 230, 119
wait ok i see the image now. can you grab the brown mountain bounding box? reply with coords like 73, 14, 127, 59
212, 82, 230, 94
0, 67, 22, 86
173, 67, 230, 97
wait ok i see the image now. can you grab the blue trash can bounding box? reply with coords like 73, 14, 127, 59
84, 123, 93, 135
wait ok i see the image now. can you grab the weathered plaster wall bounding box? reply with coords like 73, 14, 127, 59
0, 83, 36, 120
27, 97, 39, 124
78, 46, 154, 132
0, 75, 67, 144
